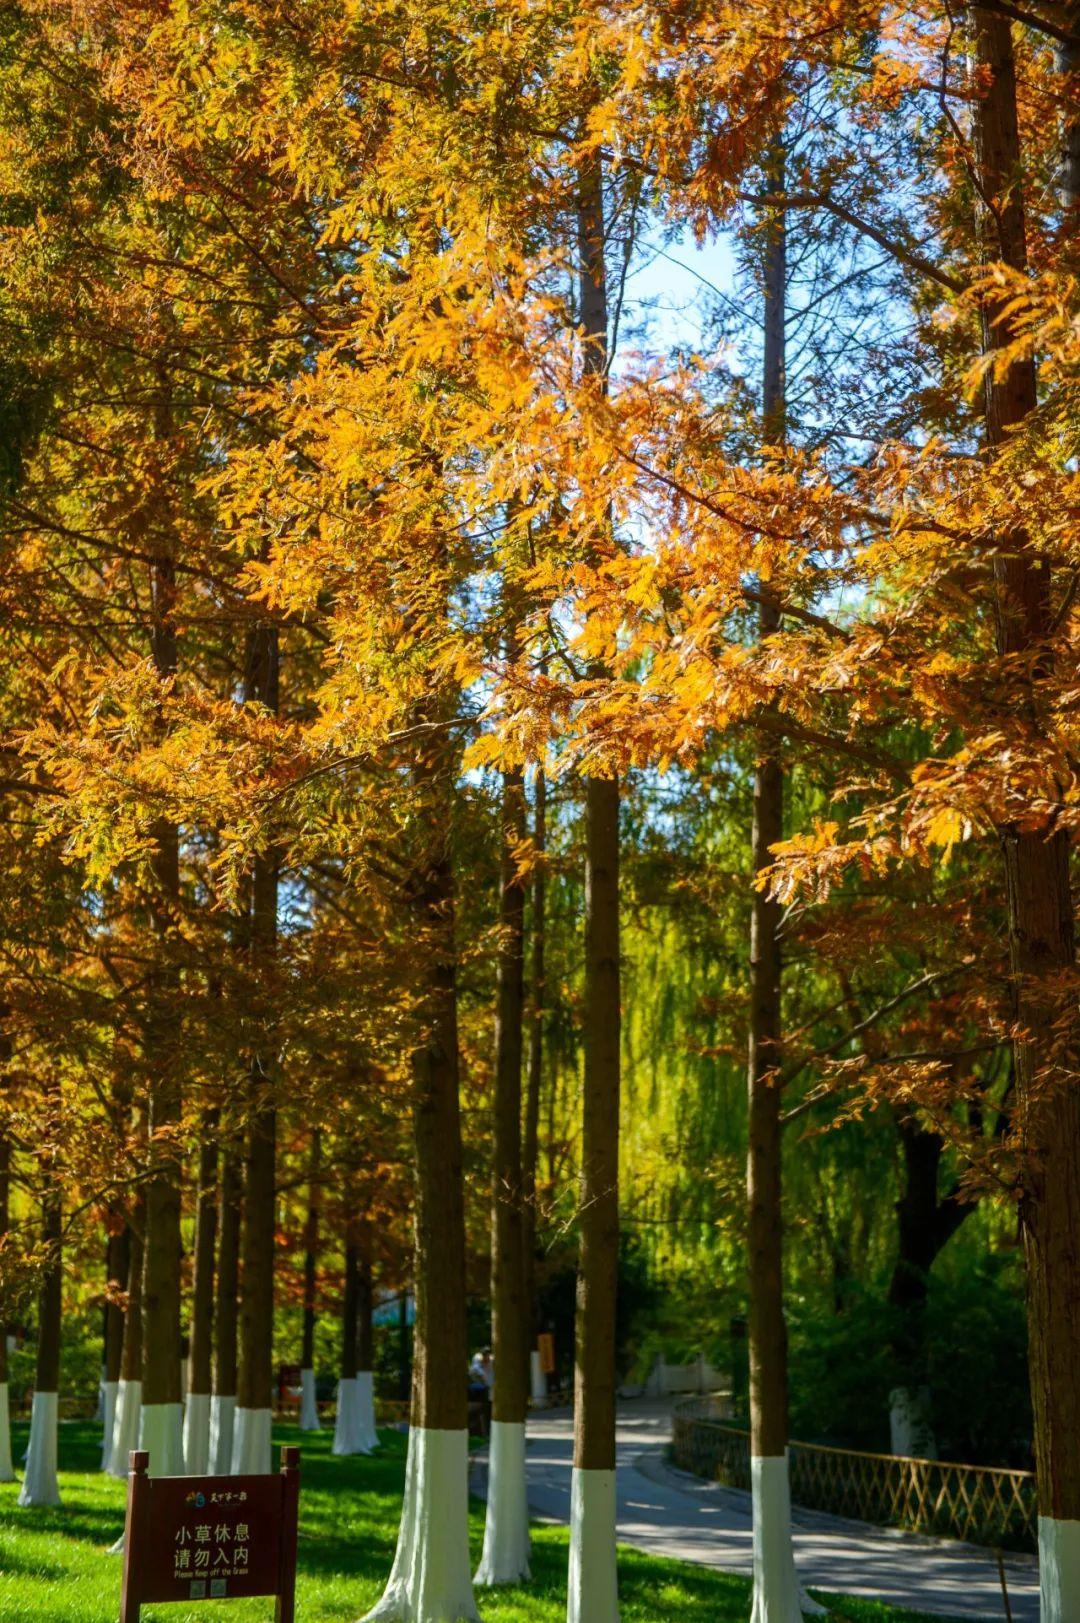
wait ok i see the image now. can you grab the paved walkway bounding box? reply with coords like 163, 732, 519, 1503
483, 1399, 1039, 1622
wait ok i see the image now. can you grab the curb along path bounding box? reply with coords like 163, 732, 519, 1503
477, 1399, 1039, 1622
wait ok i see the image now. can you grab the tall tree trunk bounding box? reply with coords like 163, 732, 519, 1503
358, 1248, 375, 1371
0, 1097, 13, 1483
362, 733, 478, 1622
971, 14, 1080, 1616
354, 1244, 379, 1454
298, 1128, 322, 1432
183, 1113, 218, 1473
107, 1197, 144, 1479
333, 1233, 360, 1454
19, 1167, 62, 1507
233, 623, 279, 1476
568, 143, 622, 1623
210, 1141, 241, 1473
100, 1222, 130, 1471
140, 539, 185, 1477
745, 146, 820, 1623
522, 766, 547, 1406
477, 759, 531, 1585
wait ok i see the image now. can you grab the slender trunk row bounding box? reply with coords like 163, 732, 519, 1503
569, 143, 622, 1623
0, 1080, 14, 1483
183, 1113, 218, 1473
20, 1106, 63, 1508
233, 623, 280, 1476
522, 765, 546, 1397
477, 754, 531, 1586
139, 526, 185, 1476
299, 1128, 322, 1432
363, 719, 478, 1621
971, 16, 1080, 1617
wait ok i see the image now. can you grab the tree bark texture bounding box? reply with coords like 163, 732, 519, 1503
236, 623, 279, 1416
972, 8, 1080, 1523
490, 764, 529, 1427
187, 1116, 218, 1399
408, 743, 470, 1434
214, 1145, 241, 1400
574, 147, 622, 1479
522, 768, 547, 1344
746, 147, 789, 1469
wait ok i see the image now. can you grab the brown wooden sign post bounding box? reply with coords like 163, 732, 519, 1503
119, 1446, 299, 1623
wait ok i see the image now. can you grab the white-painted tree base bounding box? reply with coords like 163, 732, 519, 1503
475, 1420, 531, 1585
299, 1367, 321, 1432
183, 1390, 212, 1476
18, 1390, 60, 1508
361, 1426, 480, 1622
530, 1352, 548, 1407
355, 1371, 380, 1453
0, 1382, 15, 1483
1039, 1514, 1080, 1622
888, 1386, 936, 1460
209, 1393, 236, 1475
334, 1375, 379, 1456
108, 1407, 183, 1554
107, 1378, 142, 1479
750, 1454, 826, 1621
141, 1402, 185, 1475
334, 1376, 359, 1454
232, 1406, 272, 1475
99, 1380, 119, 1472
567, 1466, 618, 1623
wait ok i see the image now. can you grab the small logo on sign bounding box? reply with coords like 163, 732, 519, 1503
210, 1579, 227, 1597
185, 1490, 207, 1507
189, 1580, 206, 1598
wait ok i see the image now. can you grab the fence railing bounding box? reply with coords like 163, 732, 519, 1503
672, 1397, 1037, 1553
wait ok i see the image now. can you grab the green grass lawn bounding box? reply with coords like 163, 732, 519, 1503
0, 1419, 949, 1623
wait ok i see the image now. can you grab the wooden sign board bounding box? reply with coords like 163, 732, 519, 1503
119, 1446, 299, 1623
538, 1332, 556, 1376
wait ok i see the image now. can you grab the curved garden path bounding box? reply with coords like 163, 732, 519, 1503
475, 1398, 1038, 1622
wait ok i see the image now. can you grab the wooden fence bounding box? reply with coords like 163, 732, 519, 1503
672, 1397, 1036, 1553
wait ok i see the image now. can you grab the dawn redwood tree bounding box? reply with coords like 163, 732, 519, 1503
108, 1203, 144, 1478
970, 11, 1080, 1612
233, 623, 281, 1476
140, 527, 186, 1477
354, 1245, 379, 1455
333, 1218, 379, 1457
567, 142, 622, 1623
522, 763, 547, 1404
183, 1115, 218, 1473
364, 720, 479, 1623
210, 1141, 242, 1473
299, 1128, 322, 1432
745, 146, 824, 1623
333, 1229, 362, 1455
476, 754, 531, 1587
100, 1221, 130, 1471
19, 1137, 62, 1508
0, 1103, 14, 1484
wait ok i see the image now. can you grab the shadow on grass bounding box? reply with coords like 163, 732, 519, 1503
0, 1485, 129, 1550
0, 1539, 69, 1582
0, 1420, 951, 1623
